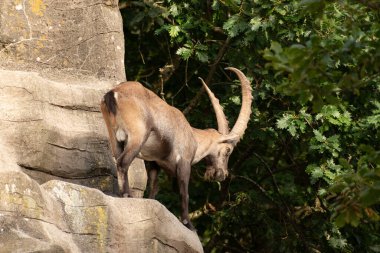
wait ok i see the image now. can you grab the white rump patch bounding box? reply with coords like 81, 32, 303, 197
176, 154, 181, 162
116, 128, 126, 142
114, 92, 119, 101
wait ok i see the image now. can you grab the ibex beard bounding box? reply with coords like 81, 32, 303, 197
100, 67, 253, 231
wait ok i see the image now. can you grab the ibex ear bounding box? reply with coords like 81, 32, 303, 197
218, 133, 240, 145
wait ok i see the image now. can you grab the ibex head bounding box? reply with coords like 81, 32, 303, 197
200, 67, 253, 182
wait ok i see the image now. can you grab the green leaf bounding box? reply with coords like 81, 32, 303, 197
249, 17, 262, 31
324, 170, 335, 181
359, 187, 380, 207
288, 125, 297, 137
230, 95, 241, 105
328, 237, 348, 249
306, 164, 323, 184
195, 51, 209, 63
270, 41, 283, 54
169, 25, 180, 38
176, 47, 193, 60
169, 4, 179, 17
313, 129, 326, 142
312, 167, 324, 180
318, 188, 327, 196
334, 213, 346, 228
223, 15, 249, 37
276, 114, 291, 129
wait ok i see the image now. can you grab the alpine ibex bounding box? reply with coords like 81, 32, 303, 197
100, 67, 252, 230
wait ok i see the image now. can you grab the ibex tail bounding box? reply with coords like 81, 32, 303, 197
103, 90, 118, 115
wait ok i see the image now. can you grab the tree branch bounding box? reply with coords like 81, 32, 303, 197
252, 152, 281, 193
233, 175, 277, 204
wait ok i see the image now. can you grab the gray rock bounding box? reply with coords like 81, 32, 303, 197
0, 168, 203, 252
0, 68, 148, 196
0, 68, 203, 251
0, 0, 203, 251
0, 0, 125, 80
0, 69, 119, 193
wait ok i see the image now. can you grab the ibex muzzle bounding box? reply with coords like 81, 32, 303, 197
100, 67, 253, 230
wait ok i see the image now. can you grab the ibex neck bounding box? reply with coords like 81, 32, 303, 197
191, 128, 219, 164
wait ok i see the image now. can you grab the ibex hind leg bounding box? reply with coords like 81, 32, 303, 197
100, 101, 123, 159
116, 169, 128, 197
146, 162, 160, 199
116, 129, 148, 198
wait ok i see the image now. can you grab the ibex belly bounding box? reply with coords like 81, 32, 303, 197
138, 131, 171, 161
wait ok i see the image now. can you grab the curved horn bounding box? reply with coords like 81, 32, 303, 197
198, 77, 229, 135
226, 67, 253, 140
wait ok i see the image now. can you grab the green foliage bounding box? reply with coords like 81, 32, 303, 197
119, 0, 380, 252
330, 145, 380, 228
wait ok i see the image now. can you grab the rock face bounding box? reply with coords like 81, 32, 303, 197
0, 0, 125, 80
0, 69, 149, 195
0, 0, 203, 252
0, 169, 203, 253
0, 69, 115, 192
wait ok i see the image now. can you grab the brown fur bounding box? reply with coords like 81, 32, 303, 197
101, 68, 253, 231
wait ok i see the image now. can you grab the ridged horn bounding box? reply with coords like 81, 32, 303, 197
225, 67, 253, 140
199, 77, 229, 135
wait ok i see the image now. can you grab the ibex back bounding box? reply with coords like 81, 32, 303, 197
100, 67, 253, 230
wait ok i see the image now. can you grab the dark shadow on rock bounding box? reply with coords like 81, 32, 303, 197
18, 130, 118, 195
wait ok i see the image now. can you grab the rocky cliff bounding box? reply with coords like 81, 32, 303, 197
0, 0, 203, 252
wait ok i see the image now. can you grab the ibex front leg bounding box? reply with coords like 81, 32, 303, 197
177, 159, 195, 231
